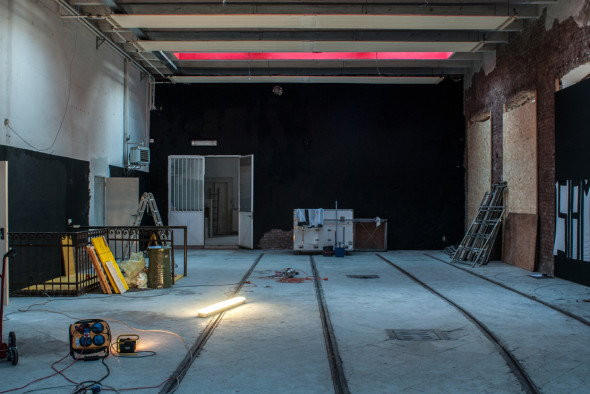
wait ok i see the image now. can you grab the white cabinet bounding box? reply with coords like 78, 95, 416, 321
293, 209, 354, 252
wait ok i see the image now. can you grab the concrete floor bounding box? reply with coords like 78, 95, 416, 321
1, 250, 590, 393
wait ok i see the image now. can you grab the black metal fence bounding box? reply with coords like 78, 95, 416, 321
82, 226, 188, 278
9, 229, 108, 296
8, 226, 187, 297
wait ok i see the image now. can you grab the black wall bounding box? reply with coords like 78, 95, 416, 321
0, 146, 90, 232
149, 82, 465, 249
554, 78, 590, 286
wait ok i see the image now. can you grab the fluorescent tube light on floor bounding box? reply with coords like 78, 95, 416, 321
197, 296, 246, 317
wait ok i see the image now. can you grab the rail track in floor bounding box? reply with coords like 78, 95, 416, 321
310, 255, 351, 394
425, 253, 590, 327
160, 253, 264, 394
376, 254, 539, 394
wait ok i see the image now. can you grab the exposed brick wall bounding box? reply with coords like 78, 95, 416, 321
258, 229, 293, 249
465, 11, 590, 274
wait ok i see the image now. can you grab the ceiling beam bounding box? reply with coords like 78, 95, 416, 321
173, 59, 476, 68
108, 14, 516, 30
169, 75, 446, 84
144, 31, 509, 44
136, 40, 480, 52
176, 66, 468, 75
111, 4, 539, 17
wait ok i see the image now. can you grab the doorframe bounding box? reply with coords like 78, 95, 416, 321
204, 155, 251, 248
168, 155, 254, 248
0, 162, 8, 305
238, 154, 254, 249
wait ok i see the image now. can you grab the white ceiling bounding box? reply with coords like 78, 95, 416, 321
62, 0, 546, 84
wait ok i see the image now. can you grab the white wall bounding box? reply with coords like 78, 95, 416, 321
0, 0, 151, 225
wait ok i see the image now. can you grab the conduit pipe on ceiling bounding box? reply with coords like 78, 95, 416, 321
52, 0, 160, 80
108, 27, 167, 80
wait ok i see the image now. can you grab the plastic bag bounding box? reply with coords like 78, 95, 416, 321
120, 252, 146, 279
135, 272, 148, 289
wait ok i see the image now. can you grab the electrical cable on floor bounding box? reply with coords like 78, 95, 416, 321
2, 282, 246, 321
257, 268, 326, 283
70, 358, 111, 393
2, 303, 190, 393
0, 352, 81, 394
22, 385, 76, 393
4, 282, 245, 320
3, 276, 254, 392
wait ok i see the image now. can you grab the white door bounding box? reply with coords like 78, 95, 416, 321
239, 155, 254, 249
0, 162, 8, 305
169, 156, 205, 246
105, 178, 139, 226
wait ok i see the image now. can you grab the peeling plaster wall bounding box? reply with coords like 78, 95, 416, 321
466, 119, 492, 227
0, 0, 150, 229
502, 100, 537, 215
464, 1, 590, 274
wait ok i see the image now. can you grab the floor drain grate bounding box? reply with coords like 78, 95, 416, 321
385, 329, 449, 341
347, 275, 380, 279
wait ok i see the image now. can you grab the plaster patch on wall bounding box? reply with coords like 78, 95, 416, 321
503, 99, 538, 215
561, 63, 590, 88
505, 90, 536, 112
545, 0, 589, 29
482, 51, 496, 75
466, 118, 492, 227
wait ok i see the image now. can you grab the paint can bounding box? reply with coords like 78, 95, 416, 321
147, 246, 172, 288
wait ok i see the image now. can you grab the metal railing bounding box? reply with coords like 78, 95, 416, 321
8, 226, 187, 297
81, 226, 188, 278
9, 229, 107, 296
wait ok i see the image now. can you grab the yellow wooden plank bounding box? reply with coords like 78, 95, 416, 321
91, 236, 129, 294
86, 245, 112, 294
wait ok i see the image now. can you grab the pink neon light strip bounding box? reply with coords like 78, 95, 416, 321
173, 52, 453, 61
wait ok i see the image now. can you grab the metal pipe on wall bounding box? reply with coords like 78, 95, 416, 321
123, 59, 129, 168
53, 0, 153, 79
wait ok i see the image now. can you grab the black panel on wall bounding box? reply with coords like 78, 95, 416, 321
554, 78, 590, 286
0, 145, 90, 232
149, 82, 465, 249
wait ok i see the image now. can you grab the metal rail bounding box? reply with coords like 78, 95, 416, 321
78, 226, 188, 278
377, 254, 539, 394
160, 253, 264, 393
426, 253, 590, 328
310, 256, 351, 394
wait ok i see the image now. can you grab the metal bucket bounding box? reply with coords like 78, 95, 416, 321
334, 247, 345, 257
147, 246, 172, 289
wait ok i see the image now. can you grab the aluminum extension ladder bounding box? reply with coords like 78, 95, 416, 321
133, 192, 163, 227
131, 192, 167, 251
451, 182, 507, 267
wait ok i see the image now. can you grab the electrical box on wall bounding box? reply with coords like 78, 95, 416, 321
129, 146, 150, 165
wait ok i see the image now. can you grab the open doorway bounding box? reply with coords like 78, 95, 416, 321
204, 157, 239, 247
168, 155, 254, 248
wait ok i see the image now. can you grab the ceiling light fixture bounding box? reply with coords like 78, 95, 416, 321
174, 52, 453, 61
191, 140, 217, 146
